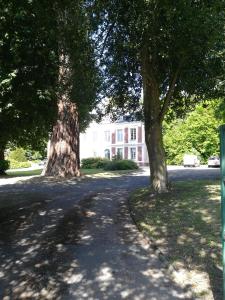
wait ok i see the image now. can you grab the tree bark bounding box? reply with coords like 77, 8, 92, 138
145, 120, 168, 192
44, 99, 80, 177
43, 43, 80, 177
142, 52, 169, 193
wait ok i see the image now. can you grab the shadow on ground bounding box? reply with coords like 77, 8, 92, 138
0, 180, 191, 299
130, 180, 222, 299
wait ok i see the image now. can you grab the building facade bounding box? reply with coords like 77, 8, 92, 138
80, 120, 149, 165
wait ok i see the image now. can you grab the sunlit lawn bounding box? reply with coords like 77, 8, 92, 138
130, 180, 221, 299
6, 169, 43, 177
5, 168, 104, 177
5, 168, 137, 177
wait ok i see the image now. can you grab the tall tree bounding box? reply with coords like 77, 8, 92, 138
0, 1, 58, 159
44, 0, 99, 176
93, 0, 225, 192
0, 1, 99, 176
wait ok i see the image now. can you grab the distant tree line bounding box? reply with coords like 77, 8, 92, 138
164, 100, 223, 165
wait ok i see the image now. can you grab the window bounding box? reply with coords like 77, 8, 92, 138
130, 128, 136, 141
117, 129, 123, 142
104, 149, 110, 159
117, 148, 123, 159
104, 131, 110, 142
130, 147, 136, 160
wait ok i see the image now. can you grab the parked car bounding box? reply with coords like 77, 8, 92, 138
208, 156, 220, 168
183, 154, 200, 167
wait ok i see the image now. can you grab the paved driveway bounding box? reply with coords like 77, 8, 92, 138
0, 167, 220, 299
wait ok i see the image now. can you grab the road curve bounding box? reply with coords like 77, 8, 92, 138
0, 167, 219, 299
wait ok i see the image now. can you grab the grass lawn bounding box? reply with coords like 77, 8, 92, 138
80, 168, 105, 175
5, 168, 137, 178
5, 168, 104, 177
6, 168, 43, 177
129, 180, 222, 299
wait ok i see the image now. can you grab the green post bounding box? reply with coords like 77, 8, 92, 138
220, 124, 225, 299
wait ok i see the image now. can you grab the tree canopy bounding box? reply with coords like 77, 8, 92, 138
0, 0, 100, 155
94, 0, 225, 111
92, 0, 225, 191
0, 1, 58, 152
164, 100, 223, 164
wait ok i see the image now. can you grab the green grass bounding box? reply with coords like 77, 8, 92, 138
6, 169, 43, 177
130, 180, 222, 299
5, 168, 104, 177
80, 168, 105, 175
4, 167, 137, 178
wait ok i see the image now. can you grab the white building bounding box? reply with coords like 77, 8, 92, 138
80, 120, 149, 165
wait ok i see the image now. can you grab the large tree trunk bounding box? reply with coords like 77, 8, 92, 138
44, 99, 80, 177
142, 55, 169, 193
145, 121, 168, 192
43, 40, 80, 177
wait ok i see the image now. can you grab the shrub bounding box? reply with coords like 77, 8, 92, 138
103, 159, 138, 171
9, 159, 31, 169
8, 148, 27, 162
25, 150, 43, 161
0, 160, 10, 174
81, 157, 109, 169
112, 153, 123, 160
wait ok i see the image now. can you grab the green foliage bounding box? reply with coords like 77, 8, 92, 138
81, 157, 138, 170
25, 150, 43, 161
214, 98, 225, 123
81, 157, 109, 169
93, 1, 225, 117
0, 1, 100, 152
8, 148, 27, 162
0, 1, 58, 151
0, 160, 10, 174
9, 160, 31, 169
103, 160, 138, 171
55, 1, 101, 132
6, 147, 32, 169
164, 101, 223, 164
112, 153, 123, 160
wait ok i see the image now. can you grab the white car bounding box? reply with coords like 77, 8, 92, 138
208, 156, 220, 168
183, 154, 200, 167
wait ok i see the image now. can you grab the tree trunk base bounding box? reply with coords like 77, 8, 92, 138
43, 162, 81, 177
43, 100, 80, 178
150, 181, 169, 194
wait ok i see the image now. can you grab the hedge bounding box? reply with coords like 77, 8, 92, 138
81, 157, 109, 169
9, 160, 31, 169
103, 159, 138, 171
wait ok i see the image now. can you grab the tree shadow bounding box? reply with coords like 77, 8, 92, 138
132, 180, 222, 299
0, 178, 192, 299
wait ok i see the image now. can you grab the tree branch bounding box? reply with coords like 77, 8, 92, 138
159, 59, 184, 122
100, 21, 116, 57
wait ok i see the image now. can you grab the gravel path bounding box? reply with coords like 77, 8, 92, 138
0, 167, 220, 299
